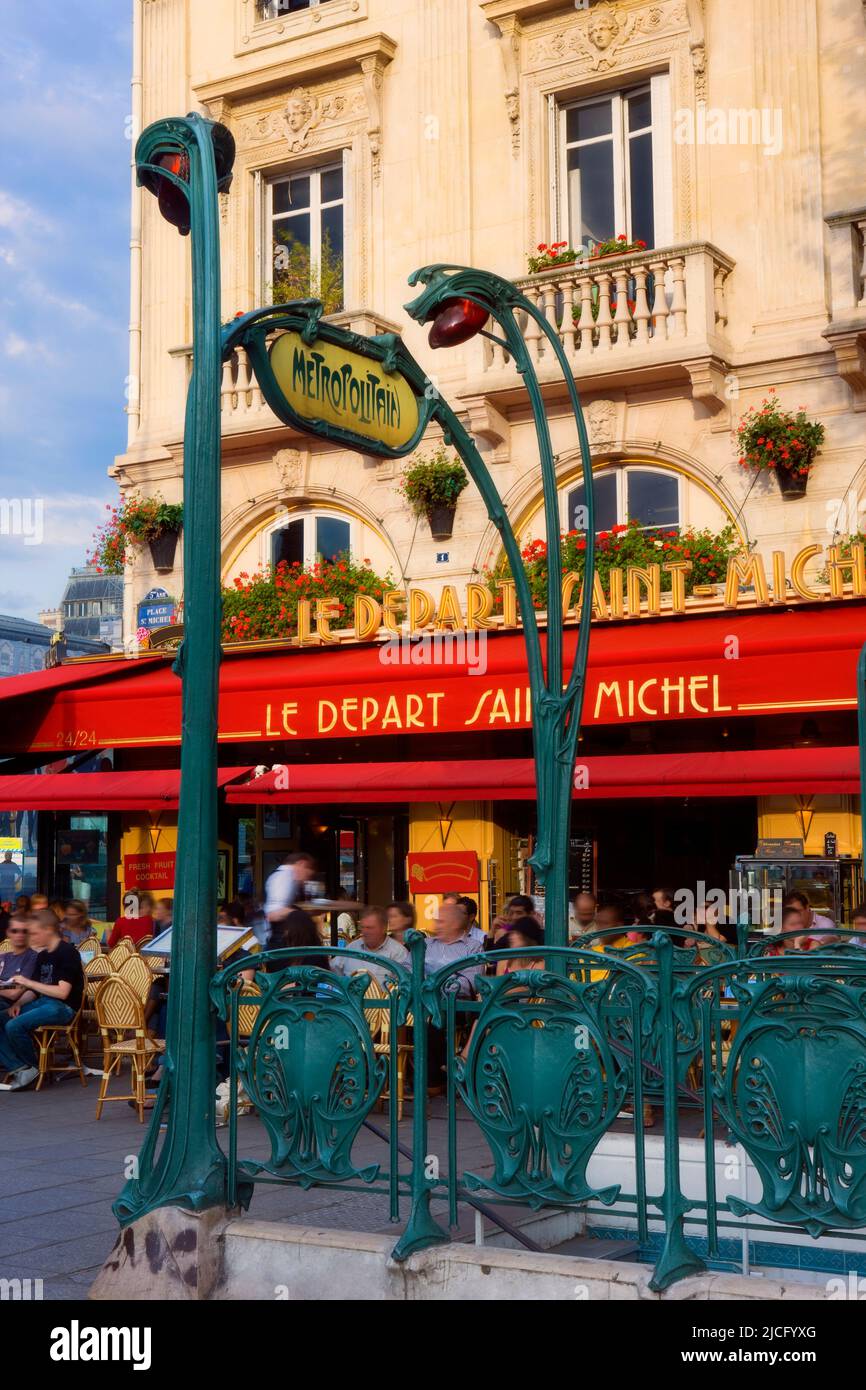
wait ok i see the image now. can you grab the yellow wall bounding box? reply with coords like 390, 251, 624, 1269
757, 796, 862, 857
408, 801, 521, 933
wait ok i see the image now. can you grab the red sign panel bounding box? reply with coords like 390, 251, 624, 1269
124, 853, 176, 891
407, 852, 479, 894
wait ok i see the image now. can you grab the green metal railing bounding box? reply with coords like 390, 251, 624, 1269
210, 930, 866, 1288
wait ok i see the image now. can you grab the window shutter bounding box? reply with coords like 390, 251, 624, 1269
650, 72, 673, 248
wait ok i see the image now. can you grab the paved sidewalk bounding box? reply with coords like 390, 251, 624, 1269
0, 1075, 498, 1301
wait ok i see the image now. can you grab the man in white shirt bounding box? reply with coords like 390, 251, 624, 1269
330, 906, 409, 989
264, 852, 315, 944
424, 902, 482, 997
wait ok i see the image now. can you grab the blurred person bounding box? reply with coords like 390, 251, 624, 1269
60, 900, 91, 947
569, 891, 598, 940
330, 906, 409, 988
783, 890, 835, 937
424, 902, 482, 997
0, 853, 21, 899
495, 918, 544, 975
387, 901, 415, 946
14, 894, 31, 916
264, 851, 316, 939
0, 909, 84, 1090
458, 896, 484, 947
0, 914, 38, 1017
108, 892, 155, 949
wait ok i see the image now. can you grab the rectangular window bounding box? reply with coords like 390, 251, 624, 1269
268, 162, 344, 312
556, 75, 671, 252
257, 0, 334, 19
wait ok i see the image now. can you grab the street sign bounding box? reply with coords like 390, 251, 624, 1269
269, 331, 420, 453
138, 588, 176, 631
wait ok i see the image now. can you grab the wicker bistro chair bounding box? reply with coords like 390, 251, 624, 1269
218, 981, 263, 1122
0, 938, 14, 953
77, 935, 102, 958
366, 976, 413, 1122
33, 1002, 87, 1090
117, 952, 155, 1004
107, 940, 136, 969
93, 976, 165, 1123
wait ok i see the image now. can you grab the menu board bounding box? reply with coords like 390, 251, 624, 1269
569, 836, 595, 895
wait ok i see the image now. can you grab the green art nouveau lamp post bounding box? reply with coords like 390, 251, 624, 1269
114, 113, 235, 1224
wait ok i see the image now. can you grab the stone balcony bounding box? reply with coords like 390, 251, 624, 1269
462, 241, 735, 417
170, 307, 402, 447
823, 207, 866, 409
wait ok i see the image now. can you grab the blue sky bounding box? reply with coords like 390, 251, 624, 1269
0, 3, 131, 620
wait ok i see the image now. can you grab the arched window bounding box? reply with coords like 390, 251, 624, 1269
269, 511, 351, 570
566, 465, 680, 535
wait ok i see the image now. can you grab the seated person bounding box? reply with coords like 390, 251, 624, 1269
495, 918, 545, 975
60, 900, 93, 948
849, 903, 866, 948
424, 902, 483, 997
330, 906, 409, 988
0, 914, 38, 1015
0, 909, 84, 1090
108, 892, 155, 948
458, 896, 485, 948
386, 901, 415, 947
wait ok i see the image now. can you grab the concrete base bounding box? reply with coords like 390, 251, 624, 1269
218, 1221, 832, 1301
89, 1206, 233, 1301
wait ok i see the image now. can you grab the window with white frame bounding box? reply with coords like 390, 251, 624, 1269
257, 0, 335, 19
269, 512, 352, 571
566, 466, 680, 535
554, 75, 672, 252
267, 162, 344, 311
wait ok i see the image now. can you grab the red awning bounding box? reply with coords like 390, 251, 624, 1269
0, 767, 251, 812
1, 603, 865, 753
225, 746, 860, 803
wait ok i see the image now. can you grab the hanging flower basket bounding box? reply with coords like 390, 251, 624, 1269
89, 495, 185, 575
399, 448, 469, 540
735, 390, 825, 501
149, 527, 182, 572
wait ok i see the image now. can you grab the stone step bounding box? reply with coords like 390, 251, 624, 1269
550, 1235, 641, 1262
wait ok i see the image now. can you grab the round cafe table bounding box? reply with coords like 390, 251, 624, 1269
298, 899, 364, 949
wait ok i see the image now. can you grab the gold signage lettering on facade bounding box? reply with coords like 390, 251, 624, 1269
409, 589, 435, 630
278, 541, 859, 647
827, 543, 866, 599
790, 544, 823, 601
772, 551, 787, 604
626, 564, 661, 618
663, 561, 692, 614
466, 583, 496, 630
725, 553, 770, 607
383, 589, 406, 634
354, 594, 381, 640
434, 585, 463, 631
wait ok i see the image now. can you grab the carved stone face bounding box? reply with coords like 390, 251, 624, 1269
588, 13, 618, 50
285, 95, 312, 133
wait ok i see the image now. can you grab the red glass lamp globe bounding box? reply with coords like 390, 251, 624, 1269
428, 297, 489, 349
155, 151, 191, 235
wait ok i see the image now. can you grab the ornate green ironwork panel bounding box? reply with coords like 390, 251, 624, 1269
233, 968, 384, 1187
454, 968, 633, 1208
713, 972, 866, 1237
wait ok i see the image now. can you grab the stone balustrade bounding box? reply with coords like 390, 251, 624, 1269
477, 242, 733, 378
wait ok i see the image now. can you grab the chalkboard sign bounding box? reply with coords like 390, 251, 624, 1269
569, 836, 595, 894
755, 838, 804, 859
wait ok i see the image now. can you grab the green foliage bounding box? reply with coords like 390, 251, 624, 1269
399, 448, 469, 515
735, 389, 825, 478
271, 230, 344, 314
222, 552, 391, 643
89, 495, 184, 575
484, 519, 741, 612
527, 241, 580, 274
